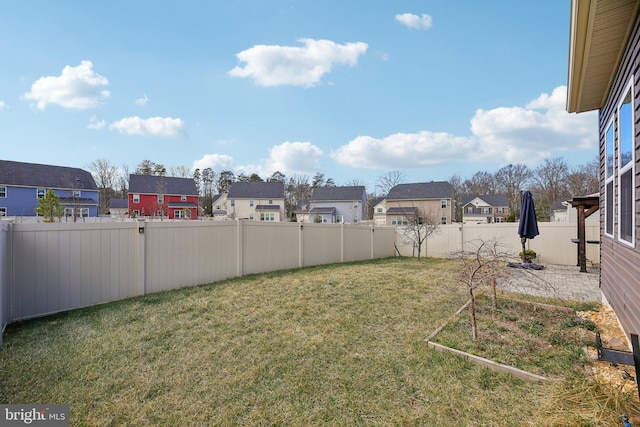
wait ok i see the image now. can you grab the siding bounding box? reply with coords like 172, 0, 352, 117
598, 10, 640, 338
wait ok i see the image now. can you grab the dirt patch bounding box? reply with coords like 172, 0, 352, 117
579, 306, 638, 394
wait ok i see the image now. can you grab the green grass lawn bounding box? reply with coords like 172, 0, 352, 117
0, 257, 637, 426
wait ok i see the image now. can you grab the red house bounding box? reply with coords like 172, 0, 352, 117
128, 174, 199, 219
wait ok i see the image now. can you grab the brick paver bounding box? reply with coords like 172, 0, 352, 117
498, 264, 601, 302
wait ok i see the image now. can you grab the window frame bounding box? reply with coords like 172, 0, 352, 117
0, 186, 6, 198
133, 194, 140, 204
37, 188, 46, 199
0, 207, 6, 216
441, 199, 447, 209
604, 118, 615, 238
617, 80, 635, 247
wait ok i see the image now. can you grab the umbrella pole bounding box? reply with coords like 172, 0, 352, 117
521, 237, 527, 263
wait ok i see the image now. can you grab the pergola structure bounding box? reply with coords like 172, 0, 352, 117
569, 194, 600, 272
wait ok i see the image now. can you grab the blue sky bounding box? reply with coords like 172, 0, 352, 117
0, 1, 597, 192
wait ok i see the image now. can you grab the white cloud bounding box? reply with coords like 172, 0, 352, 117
470, 86, 597, 165
193, 153, 235, 171
22, 60, 110, 110
87, 115, 106, 130
109, 116, 186, 138
193, 141, 323, 178
395, 13, 433, 30
332, 86, 598, 170
0, 100, 7, 109
229, 38, 368, 87
332, 131, 476, 169
135, 94, 148, 106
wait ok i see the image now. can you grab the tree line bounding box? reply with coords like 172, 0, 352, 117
86, 156, 598, 222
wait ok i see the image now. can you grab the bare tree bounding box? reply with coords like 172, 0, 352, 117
397, 206, 441, 259
376, 170, 405, 195
463, 171, 497, 196
565, 156, 599, 197
285, 174, 312, 220
451, 239, 512, 340
531, 157, 570, 220
494, 164, 532, 219
169, 165, 191, 178
86, 158, 119, 214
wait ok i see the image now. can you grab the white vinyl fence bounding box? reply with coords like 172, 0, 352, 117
0, 219, 599, 348
395, 222, 600, 266
0, 220, 396, 346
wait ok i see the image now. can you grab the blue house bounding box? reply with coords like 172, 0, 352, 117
0, 160, 99, 219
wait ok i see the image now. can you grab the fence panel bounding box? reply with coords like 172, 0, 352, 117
302, 223, 342, 267
241, 221, 300, 276
10, 222, 138, 322
343, 225, 373, 262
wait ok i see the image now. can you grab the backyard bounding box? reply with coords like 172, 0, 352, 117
0, 257, 638, 425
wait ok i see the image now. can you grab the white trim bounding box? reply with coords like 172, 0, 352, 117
604, 118, 615, 238
617, 79, 635, 247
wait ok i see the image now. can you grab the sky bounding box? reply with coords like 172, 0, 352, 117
0, 1, 598, 192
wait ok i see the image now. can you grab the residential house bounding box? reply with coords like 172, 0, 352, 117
108, 198, 128, 218
211, 194, 228, 220
226, 181, 284, 221
462, 194, 510, 223
299, 186, 366, 223
128, 174, 199, 219
551, 197, 599, 224
372, 197, 387, 226
0, 160, 98, 218
567, 0, 640, 337
385, 182, 455, 226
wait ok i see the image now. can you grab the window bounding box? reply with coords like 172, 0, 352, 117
353, 201, 359, 208
175, 209, 186, 219
376, 207, 383, 213
618, 84, 635, 245
132, 210, 140, 217
230, 199, 235, 207
260, 212, 275, 221
181, 195, 187, 201
0, 186, 5, 198
250, 214, 254, 220
157, 210, 164, 217
250, 199, 254, 207
64, 208, 89, 218
268, 200, 273, 204
441, 217, 447, 224
441, 199, 447, 208
353, 215, 358, 223
391, 216, 408, 226
133, 194, 140, 203
37, 188, 46, 199
157, 194, 164, 204
0, 207, 5, 216
497, 207, 504, 213
481, 207, 491, 214
495, 217, 504, 223
605, 120, 615, 237
467, 206, 474, 213
73, 190, 81, 197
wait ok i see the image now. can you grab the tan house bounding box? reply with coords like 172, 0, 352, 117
462, 195, 510, 223
385, 182, 455, 226
226, 181, 285, 221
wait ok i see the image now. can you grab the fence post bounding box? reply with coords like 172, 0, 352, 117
370, 225, 374, 259
236, 219, 243, 277
341, 223, 344, 263
299, 222, 304, 268
136, 220, 146, 296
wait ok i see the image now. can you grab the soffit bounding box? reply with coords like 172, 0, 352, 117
567, 0, 639, 113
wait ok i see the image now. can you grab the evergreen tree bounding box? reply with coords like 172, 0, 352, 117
35, 190, 64, 222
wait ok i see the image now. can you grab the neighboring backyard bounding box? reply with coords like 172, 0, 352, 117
0, 257, 637, 425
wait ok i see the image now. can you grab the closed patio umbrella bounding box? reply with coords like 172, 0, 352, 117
518, 190, 539, 263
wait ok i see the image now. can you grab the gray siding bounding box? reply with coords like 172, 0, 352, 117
598, 10, 640, 338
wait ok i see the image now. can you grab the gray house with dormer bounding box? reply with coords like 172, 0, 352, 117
296, 186, 367, 224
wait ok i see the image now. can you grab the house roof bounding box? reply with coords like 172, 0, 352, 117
0, 159, 97, 190
310, 207, 336, 214
129, 174, 198, 196
311, 186, 365, 201
387, 207, 417, 215
462, 194, 509, 207
387, 182, 453, 200
567, 0, 640, 113
228, 181, 284, 199
109, 198, 128, 209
